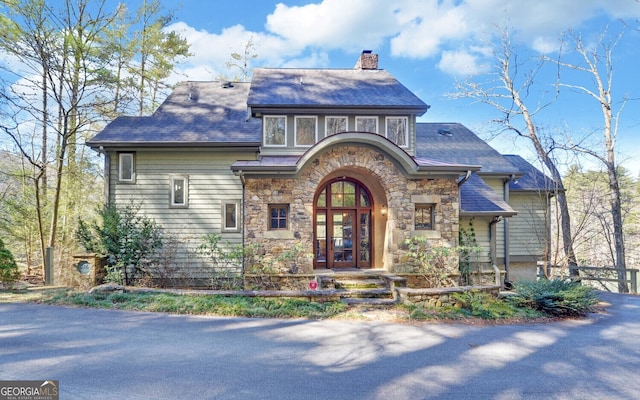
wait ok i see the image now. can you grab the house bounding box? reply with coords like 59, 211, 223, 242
87, 51, 551, 288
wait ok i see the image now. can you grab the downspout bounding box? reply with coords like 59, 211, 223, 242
99, 146, 110, 207
237, 170, 246, 274
503, 174, 515, 285
490, 216, 502, 287
458, 170, 473, 187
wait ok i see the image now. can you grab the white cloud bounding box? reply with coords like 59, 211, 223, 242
437, 50, 489, 77
167, 0, 640, 80
390, 0, 469, 58
265, 0, 400, 52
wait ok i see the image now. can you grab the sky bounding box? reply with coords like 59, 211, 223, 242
11, 0, 640, 176
158, 0, 640, 177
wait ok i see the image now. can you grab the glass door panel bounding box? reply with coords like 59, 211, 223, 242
315, 212, 327, 263
359, 211, 371, 264
331, 211, 354, 267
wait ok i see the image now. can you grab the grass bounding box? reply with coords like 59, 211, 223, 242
0, 287, 350, 319
0, 279, 600, 322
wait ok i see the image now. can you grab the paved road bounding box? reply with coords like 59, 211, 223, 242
1, 292, 639, 400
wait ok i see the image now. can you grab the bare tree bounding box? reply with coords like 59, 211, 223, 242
0, 0, 191, 276
454, 27, 579, 277
548, 27, 630, 291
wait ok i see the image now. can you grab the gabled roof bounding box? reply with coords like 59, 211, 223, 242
416, 123, 521, 175
87, 81, 261, 148
248, 68, 429, 114
460, 174, 517, 217
504, 155, 556, 192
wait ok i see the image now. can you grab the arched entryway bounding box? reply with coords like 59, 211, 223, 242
314, 177, 373, 269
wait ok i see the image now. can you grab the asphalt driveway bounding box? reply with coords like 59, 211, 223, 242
1, 291, 639, 399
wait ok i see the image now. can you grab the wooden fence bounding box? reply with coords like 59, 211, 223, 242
572, 266, 638, 295
538, 263, 638, 294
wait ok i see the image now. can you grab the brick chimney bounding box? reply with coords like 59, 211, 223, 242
354, 50, 378, 70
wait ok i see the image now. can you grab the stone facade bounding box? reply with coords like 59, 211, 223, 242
243, 144, 459, 273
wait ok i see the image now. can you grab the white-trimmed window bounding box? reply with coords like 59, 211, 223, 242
118, 153, 134, 182
223, 201, 240, 232
415, 204, 434, 230
356, 116, 377, 133
263, 115, 286, 146
326, 116, 348, 136
295, 116, 317, 146
170, 175, 189, 208
386, 117, 408, 147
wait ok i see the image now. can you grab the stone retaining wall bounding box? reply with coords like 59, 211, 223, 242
397, 285, 501, 308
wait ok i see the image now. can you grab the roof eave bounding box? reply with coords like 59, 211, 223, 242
87, 141, 261, 151
460, 211, 518, 217
249, 105, 429, 116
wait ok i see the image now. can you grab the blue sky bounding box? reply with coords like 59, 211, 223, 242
10, 0, 639, 176
161, 0, 640, 177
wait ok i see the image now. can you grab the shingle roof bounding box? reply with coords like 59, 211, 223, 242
87, 81, 261, 148
248, 68, 429, 112
504, 155, 556, 192
416, 123, 520, 175
460, 174, 517, 216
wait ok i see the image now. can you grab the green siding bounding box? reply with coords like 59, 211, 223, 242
509, 193, 548, 258
108, 151, 248, 279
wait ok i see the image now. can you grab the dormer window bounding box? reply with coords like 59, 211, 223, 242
356, 116, 377, 133
264, 116, 286, 146
326, 116, 347, 136
386, 117, 408, 147
295, 116, 317, 147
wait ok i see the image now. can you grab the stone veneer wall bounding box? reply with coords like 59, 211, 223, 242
243, 144, 459, 274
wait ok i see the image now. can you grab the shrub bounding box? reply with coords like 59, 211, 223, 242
76, 203, 163, 285
0, 238, 21, 287
452, 291, 522, 319
404, 236, 482, 287
508, 279, 599, 317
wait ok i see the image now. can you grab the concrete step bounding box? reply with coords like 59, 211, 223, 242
334, 278, 386, 290
341, 297, 398, 306
334, 288, 394, 299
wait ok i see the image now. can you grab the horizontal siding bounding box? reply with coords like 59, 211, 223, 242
460, 217, 491, 264
108, 151, 248, 274
509, 193, 547, 258
485, 178, 506, 258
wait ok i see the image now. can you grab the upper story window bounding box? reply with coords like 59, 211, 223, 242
386, 117, 408, 147
326, 116, 348, 136
170, 175, 189, 208
356, 116, 377, 133
295, 116, 317, 147
264, 116, 286, 146
118, 153, 135, 182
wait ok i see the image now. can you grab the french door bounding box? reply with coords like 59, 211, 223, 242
314, 178, 372, 269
